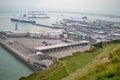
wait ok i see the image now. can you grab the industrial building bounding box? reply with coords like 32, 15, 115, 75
34, 41, 89, 53
5, 29, 65, 39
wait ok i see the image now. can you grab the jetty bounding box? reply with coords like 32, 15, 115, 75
33, 23, 67, 29
11, 18, 36, 24
0, 39, 39, 71
0, 38, 53, 71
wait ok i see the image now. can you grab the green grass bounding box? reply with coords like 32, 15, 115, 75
72, 46, 120, 80
19, 42, 120, 80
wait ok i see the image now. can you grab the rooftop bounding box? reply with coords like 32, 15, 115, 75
11, 29, 65, 33
34, 40, 89, 51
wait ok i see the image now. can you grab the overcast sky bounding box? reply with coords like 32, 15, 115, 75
0, 0, 120, 15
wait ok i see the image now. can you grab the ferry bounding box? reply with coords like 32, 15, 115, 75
11, 18, 36, 24
27, 11, 50, 18
62, 16, 88, 23
11, 14, 36, 24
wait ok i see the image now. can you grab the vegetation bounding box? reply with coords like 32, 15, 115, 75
19, 41, 120, 80
72, 45, 120, 80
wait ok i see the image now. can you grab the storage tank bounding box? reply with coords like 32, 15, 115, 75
42, 32, 49, 38
63, 34, 68, 38
29, 32, 36, 38
7, 33, 27, 37
35, 32, 41, 38
29, 32, 41, 38
49, 33, 56, 39
55, 33, 60, 39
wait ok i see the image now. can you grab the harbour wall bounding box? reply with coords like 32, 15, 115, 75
33, 23, 67, 29
0, 41, 39, 71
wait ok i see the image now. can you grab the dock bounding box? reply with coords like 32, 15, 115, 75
33, 23, 67, 29
0, 39, 39, 71
0, 36, 58, 70
10, 18, 66, 29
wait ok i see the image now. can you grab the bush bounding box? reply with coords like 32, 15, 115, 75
93, 42, 103, 49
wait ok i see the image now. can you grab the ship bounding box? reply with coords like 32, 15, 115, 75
62, 16, 88, 23
11, 14, 36, 24
27, 11, 50, 18
11, 18, 36, 24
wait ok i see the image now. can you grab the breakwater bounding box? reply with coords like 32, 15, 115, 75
0, 40, 39, 71
33, 23, 67, 29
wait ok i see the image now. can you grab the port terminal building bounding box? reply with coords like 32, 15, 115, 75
5, 29, 66, 39
34, 41, 89, 53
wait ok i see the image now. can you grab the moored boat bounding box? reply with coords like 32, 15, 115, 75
11, 17, 36, 24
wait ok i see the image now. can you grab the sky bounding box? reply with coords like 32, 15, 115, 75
0, 0, 120, 15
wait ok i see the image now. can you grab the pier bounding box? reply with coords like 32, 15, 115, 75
0, 39, 39, 71
33, 23, 67, 29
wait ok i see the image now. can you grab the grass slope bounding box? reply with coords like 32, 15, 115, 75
71, 46, 120, 80
19, 42, 120, 80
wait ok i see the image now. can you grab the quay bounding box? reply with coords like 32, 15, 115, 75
0, 37, 90, 69
0, 39, 39, 71
0, 29, 91, 70
11, 18, 66, 29
33, 23, 67, 29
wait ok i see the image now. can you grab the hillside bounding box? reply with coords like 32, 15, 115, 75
68, 45, 120, 80
19, 41, 120, 80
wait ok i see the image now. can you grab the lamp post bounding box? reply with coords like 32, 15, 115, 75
15, 23, 18, 30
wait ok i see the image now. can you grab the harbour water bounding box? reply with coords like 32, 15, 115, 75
0, 12, 120, 80
0, 12, 120, 30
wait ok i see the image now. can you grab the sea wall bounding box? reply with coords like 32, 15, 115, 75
0, 41, 39, 71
